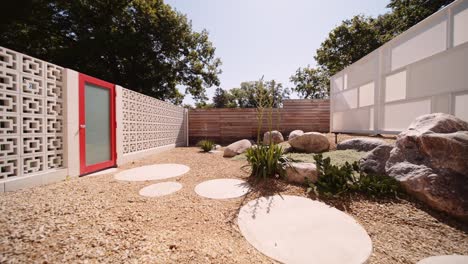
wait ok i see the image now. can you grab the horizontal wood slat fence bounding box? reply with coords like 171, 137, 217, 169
189, 99, 330, 144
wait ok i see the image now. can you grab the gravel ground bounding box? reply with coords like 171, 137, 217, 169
1, 143, 467, 263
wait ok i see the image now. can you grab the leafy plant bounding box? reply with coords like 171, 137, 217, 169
309, 154, 358, 197
245, 144, 291, 179
309, 154, 400, 198
354, 173, 401, 198
197, 140, 215, 152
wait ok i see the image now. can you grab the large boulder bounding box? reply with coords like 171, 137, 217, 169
263, 130, 284, 145
360, 144, 393, 175
285, 163, 317, 184
223, 139, 252, 157
288, 132, 330, 153
337, 138, 387, 152
288, 130, 304, 140
385, 113, 468, 220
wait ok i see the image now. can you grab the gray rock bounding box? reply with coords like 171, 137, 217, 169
288, 132, 329, 153
223, 139, 252, 157
359, 144, 393, 175
337, 138, 387, 152
386, 113, 468, 220
263, 130, 284, 145
288, 130, 304, 140
285, 163, 317, 184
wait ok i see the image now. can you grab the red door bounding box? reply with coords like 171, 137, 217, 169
79, 73, 116, 175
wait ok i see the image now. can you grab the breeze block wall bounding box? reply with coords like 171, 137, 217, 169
0, 46, 67, 191
0, 46, 188, 192
116, 87, 188, 165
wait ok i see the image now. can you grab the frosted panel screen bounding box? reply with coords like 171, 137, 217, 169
384, 100, 431, 131
330, 0, 468, 134
333, 76, 343, 93
391, 20, 447, 70
85, 84, 111, 165
332, 109, 371, 131
344, 74, 348, 90
455, 94, 468, 122
454, 8, 468, 46
335, 88, 357, 111
359, 82, 375, 107
385, 71, 406, 102
347, 55, 378, 89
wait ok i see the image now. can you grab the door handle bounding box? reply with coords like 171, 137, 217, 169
80, 124, 86, 129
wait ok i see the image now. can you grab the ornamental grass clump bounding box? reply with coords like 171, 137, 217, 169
245, 144, 291, 179
245, 76, 291, 179
197, 140, 215, 152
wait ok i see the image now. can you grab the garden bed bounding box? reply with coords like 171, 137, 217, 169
1, 140, 467, 263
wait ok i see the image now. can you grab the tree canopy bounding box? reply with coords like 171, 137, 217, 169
0, 0, 222, 104
289, 66, 329, 99
208, 79, 290, 108
213, 87, 236, 108
315, 0, 455, 77
290, 0, 454, 100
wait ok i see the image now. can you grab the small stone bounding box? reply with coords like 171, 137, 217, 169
285, 163, 318, 184
223, 139, 252, 157
263, 130, 284, 145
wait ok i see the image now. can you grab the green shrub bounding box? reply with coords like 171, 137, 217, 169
245, 144, 291, 179
308, 154, 400, 198
197, 140, 215, 152
309, 154, 358, 197
353, 173, 401, 198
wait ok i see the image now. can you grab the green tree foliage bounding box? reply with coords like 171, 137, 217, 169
210, 80, 290, 108
315, 0, 455, 77
0, 0, 222, 104
194, 101, 214, 109
231, 80, 289, 108
289, 66, 330, 99
385, 0, 455, 36
212, 87, 236, 108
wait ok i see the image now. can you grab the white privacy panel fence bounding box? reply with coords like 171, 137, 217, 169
0, 46, 188, 192
330, 0, 468, 134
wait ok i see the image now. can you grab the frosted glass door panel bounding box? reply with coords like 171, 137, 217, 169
85, 84, 111, 165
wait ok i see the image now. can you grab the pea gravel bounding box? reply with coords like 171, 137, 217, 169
1, 145, 467, 263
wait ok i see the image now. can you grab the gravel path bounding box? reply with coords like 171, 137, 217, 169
1, 147, 467, 263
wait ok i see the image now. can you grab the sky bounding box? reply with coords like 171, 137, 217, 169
165, 0, 390, 105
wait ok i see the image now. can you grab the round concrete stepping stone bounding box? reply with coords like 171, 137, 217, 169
195, 179, 250, 199
114, 164, 189, 182
238, 195, 372, 264
139, 182, 182, 197
417, 255, 468, 264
